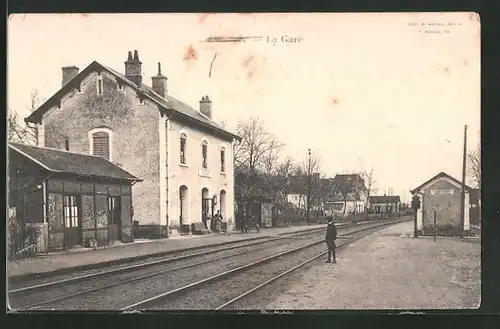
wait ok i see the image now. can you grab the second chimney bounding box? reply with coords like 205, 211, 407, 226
62, 66, 79, 86
199, 96, 212, 119
125, 50, 143, 87
151, 62, 167, 98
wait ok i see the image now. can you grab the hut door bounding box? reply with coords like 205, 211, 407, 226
64, 195, 82, 248
107, 196, 122, 242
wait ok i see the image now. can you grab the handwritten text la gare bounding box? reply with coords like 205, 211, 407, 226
267, 35, 303, 46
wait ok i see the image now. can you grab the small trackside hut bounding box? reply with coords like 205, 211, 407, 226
8, 143, 142, 255
410, 172, 472, 236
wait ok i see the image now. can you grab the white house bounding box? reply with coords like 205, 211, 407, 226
24, 50, 241, 238
320, 174, 367, 217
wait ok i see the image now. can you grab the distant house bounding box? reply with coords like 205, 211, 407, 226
328, 193, 366, 216
319, 174, 367, 216
411, 172, 472, 236
369, 195, 401, 214
285, 173, 322, 212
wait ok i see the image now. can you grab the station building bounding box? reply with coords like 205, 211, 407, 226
23, 50, 241, 240
8, 142, 141, 252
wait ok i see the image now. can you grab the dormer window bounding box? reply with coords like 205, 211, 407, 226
117, 83, 124, 92
97, 77, 103, 96
202, 140, 208, 169
138, 96, 145, 106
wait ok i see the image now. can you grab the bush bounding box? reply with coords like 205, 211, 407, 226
8, 219, 39, 260
423, 224, 464, 236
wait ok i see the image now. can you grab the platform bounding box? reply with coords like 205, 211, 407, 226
8, 222, 336, 281
266, 220, 481, 309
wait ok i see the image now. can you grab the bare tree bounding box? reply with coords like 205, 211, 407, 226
265, 156, 295, 225
468, 144, 481, 189
233, 117, 285, 220
234, 116, 284, 173
362, 168, 377, 211
8, 90, 43, 145
302, 149, 321, 221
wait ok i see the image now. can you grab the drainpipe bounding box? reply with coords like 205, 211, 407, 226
165, 117, 170, 238
42, 177, 49, 254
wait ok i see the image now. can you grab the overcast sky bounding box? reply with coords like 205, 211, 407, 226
8, 13, 480, 202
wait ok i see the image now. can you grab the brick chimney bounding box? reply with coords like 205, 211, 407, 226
199, 96, 212, 119
125, 50, 142, 87
62, 66, 79, 86
151, 62, 167, 98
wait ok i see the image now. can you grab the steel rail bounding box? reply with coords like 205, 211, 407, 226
23, 238, 295, 310
10, 225, 338, 295
22, 225, 348, 310
120, 220, 405, 310
13, 226, 351, 309
215, 221, 402, 309
12, 220, 403, 310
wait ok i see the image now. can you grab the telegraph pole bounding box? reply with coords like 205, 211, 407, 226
459, 125, 468, 238
307, 148, 311, 222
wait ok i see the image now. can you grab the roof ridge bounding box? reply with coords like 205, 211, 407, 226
104, 64, 233, 133
26, 61, 240, 141
9, 142, 141, 181
8, 142, 109, 160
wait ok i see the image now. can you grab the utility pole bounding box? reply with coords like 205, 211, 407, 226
460, 125, 468, 238
307, 148, 311, 222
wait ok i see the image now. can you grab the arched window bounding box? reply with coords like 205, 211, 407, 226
89, 128, 112, 161
202, 140, 208, 168
180, 133, 187, 164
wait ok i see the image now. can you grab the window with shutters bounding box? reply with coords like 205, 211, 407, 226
202, 140, 208, 169
180, 133, 187, 165
89, 128, 113, 161
220, 147, 225, 173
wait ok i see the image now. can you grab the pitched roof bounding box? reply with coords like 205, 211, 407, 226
369, 195, 401, 203
287, 173, 321, 194
332, 173, 366, 193
9, 142, 141, 182
25, 61, 240, 142
410, 172, 473, 194
287, 175, 308, 194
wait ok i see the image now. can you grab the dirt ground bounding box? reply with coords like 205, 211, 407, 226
265, 221, 481, 309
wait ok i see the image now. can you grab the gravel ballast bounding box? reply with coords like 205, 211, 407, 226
10, 221, 404, 310
145, 222, 402, 310
20, 235, 324, 310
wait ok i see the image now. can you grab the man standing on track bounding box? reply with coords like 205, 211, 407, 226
325, 216, 337, 263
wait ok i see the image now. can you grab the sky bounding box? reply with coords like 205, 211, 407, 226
7, 13, 481, 203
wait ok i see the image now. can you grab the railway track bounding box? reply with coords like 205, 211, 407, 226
9, 219, 408, 310
122, 219, 409, 310
9, 223, 356, 310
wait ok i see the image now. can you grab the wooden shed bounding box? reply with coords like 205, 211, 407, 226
8, 143, 142, 254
